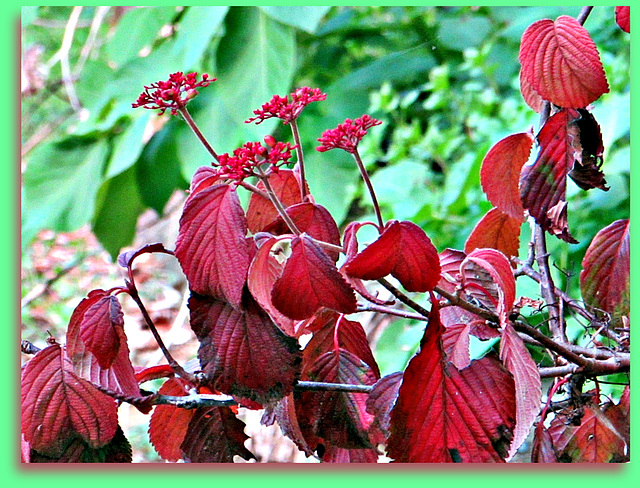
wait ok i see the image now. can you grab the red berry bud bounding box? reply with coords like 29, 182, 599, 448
264, 135, 276, 148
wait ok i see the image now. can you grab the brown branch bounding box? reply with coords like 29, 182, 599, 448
377, 278, 430, 319
357, 303, 427, 322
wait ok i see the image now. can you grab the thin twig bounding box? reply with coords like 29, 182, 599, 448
178, 105, 219, 162
357, 303, 427, 322
74, 6, 110, 75
289, 120, 307, 200
377, 278, 430, 319
353, 148, 384, 230
59, 6, 83, 111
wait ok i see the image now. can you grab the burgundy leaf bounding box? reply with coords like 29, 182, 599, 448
189, 165, 226, 195
365, 371, 403, 445
345, 220, 441, 293
603, 385, 630, 450
77, 295, 124, 369
531, 424, 559, 463
66, 291, 140, 398
21, 343, 119, 456
263, 202, 342, 262
297, 348, 377, 450
117, 242, 173, 270
148, 377, 195, 462
321, 445, 379, 463
437, 248, 466, 294
442, 322, 472, 370
520, 108, 581, 243
567, 109, 608, 191
188, 293, 301, 403
548, 402, 628, 462
175, 184, 250, 309
480, 131, 533, 220
580, 219, 630, 318
387, 306, 516, 462
519, 16, 609, 108
615, 6, 630, 33
464, 207, 522, 261
246, 169, 305, 233
261, 394, 315, 456
246, 236, 296, 336
272, 235, 357, 320
181, 406, 255, 463
499, 322, 542, 459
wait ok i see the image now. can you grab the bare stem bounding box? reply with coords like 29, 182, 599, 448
257, 168, 301, 236
353, 148, 384, 230
178, 105, 219, 163
357, 303, 428, 322
377, 278, 430, 319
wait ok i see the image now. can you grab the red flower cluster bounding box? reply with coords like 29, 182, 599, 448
215, 141, 297, 182
132, 72, 214, 115
316, 114, 382, 153
246, 87, 327, 125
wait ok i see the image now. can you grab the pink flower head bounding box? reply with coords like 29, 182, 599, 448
316, 114, 382, 154
246, 87, 327, 125
132, 72, 214, 115
215, 141, 297, 182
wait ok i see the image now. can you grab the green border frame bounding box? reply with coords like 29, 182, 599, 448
5, 1, 637, 485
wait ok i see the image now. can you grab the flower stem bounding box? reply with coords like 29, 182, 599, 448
178, 105, 219, 163
289, 120, 308, 200
353, 148, 384, 230
257, 168, 301, 236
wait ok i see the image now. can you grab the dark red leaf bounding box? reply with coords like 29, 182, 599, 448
272, 235, 357, 320
297, 348, 377, 449
615, 6, 630, 33
261, 394, 315, 456
519, 16, 609, 108
134, 364, 175, 384
442, 322, 472, 370
148, 377, 195, 462
321, 446, 379, 463
181, 406, 255, 463
437, 248, 466, 294
21, 343, 119, 457
531, 424, 559, 463
464, 207, 522, 260
387, 306, 516, 462
604, 385, 630, 450
548, 402, 628, 462
263, 202, 342, 261
66, 292, 140, 398
580, 219, 630, 319
246, 236, 296, 336
480, 131, 533, 220
117, 242, 173, 270
246, 169, 305, 233
175, 184, 250, 309
188, 293, 301, 403
76, 295, 124, 369
520, 108, 581, 243
365, 372, 403, 445
189, 165, 227, 195
499, 323, 542, 458
568, 109, 608, 191
345, 220, 441, 293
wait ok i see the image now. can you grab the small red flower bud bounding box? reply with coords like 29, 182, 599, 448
132, 72, 215, 115
246, 87, 327, 125
264, 135, 276, 148
316, 114, 382, 153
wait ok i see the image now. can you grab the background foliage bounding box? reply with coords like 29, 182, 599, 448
21, 5, 630, 461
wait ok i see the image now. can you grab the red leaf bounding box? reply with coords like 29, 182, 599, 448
272, 235, 357, 320
297, 348, 377, 449
615, 6, 630, 33
464, 207, 523, 260
604, 385, 630, 450
519, 16, 609, 108
246, 169, 305, 233
321, 446, 379, 463
531, 424, 559, 463
461, 248, 516, 321
580, 219, 630, 318
175, 184, 250, 309
148, 377, 195, 462
365, 372, 403, 445
302, 313, 380, 380
442, 323, 472, 370
181, 406, 255, 462
246, 236, 296, 336
261, 394, 315, 456
520, 108, 581, 243
437, 248, 466, 294
189, 165, 226, 195
21, 343, 119, 456
480, 131, 533, 220
387, 306, 516, 462
76, 295, 124, 369
345, 220, 441, 293
519, 69, 544, 113
188, 294, 301, 403
66, 291, 140, 398
117, 242, 173, 270
263, 202, 342, 261
548, 402, 628, 462
567, 110, 608, 191
499, 323, 542, 459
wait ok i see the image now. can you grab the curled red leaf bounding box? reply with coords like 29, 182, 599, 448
519, 16, 609, 108
615, 6, 630, 33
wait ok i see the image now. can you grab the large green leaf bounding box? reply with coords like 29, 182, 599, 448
106, 7, 178, 68
105, 112, 150, 179
177, 6, 296, 178
22, 138, 109, 247
92, 166, 145, 261
259, 6, 331, 33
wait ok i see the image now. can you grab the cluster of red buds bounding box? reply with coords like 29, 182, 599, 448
132, 72, 214, 115
316, 114, 382, 154
215, 140, 297, 182
246, 87, 327, 125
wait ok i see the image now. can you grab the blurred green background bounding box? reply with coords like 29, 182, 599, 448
20, 6, 630, 459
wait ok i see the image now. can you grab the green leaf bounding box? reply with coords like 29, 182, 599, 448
370, 160, 430, 221
93, 166, 145, 261
106, 7, 178, 68
437, 14, 492, 51
258, 6, 331, 33
135, 123, 185, 213
171, 6, 229, 70
106, 112, 150, 178
22, 138, 109, 247
178, 6, 297, 178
